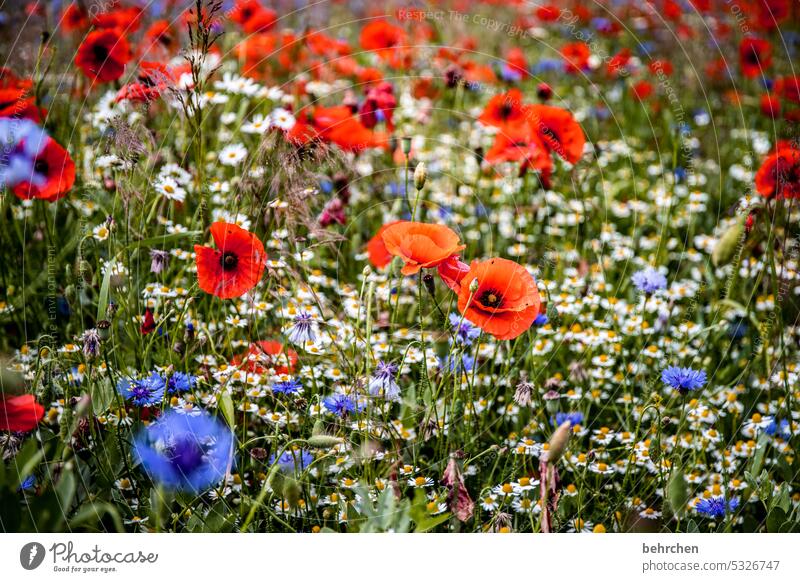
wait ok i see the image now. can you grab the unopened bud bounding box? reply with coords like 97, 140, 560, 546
414, 162, 427, 190
307, 434, 343, 448
543, 421, 571, 463
469, 278, 479, 293
401, 136, 412, 155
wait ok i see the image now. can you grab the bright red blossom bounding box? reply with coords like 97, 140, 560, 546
457, 258, 541, 341
0, 394, 45, 432
194, 222, 267, 299
75, 29, 132, 83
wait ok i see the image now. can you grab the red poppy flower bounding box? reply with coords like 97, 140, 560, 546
140, 307, 156, 334
457, 258, 541, 341
607, 48, 631, 77
504, 47, 529, 79
194, 222, 267, 299
760, 93, 781, 117
0, 69, 45, 122
91, 5, 142, 31
631, 80, 654, 101
232, 340, 298, 375
755, 146, 800, 199
360, 21, 406, 57
12, 137, 76, 202
478, 89, 529, 139
61, 2, 89, 33
142, 20, 179, 59
75, 29, 132, 83
0, 394, 45, 432
381, 221, 465, 276
649, 59, 673, 76
755, 0, 790, 30
485, 132, 553, 178
437, 255, 470, 292
116, 62, 174, 103
526, 105, 586, 165
775, 76, 800, 104
739, 37, 772, 78
289, 105, 389, 152
536, 5, 561, 21
359, 81, 396, 131
367, 221, 401, 269
561, 42, 591, 73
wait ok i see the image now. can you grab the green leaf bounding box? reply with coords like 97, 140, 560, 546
667, 469, 689, 518
767, 507, 787, 533
90, 378, 115, 416
9, 438, 45, 491
218, 392, 235, 429
69, 502, 124, 532
96, 265, 112, 321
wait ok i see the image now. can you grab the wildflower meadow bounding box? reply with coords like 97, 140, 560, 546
2, 0, 800, 536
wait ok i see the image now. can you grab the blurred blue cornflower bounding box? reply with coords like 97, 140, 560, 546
369, 361, 400, 402
662, 366, 707, 394
118, 372, 166, 406
269, 449, 313, 473
553, 411, 584, 427
632, 267, 667, 294
449, 313, 481, 346
133, 411, 235, 493
0, 118, 48, 190
764, 418, 791, 438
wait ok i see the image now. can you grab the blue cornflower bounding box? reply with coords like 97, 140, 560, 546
269, 449, 313, 473
369, 361, 400, 402
0, 118, 48, 190
285, 313, 316, 344
449, 313, 481, 346
323, 394, 358, 417
17, 475, 36, 492
118, 372, 166, 406
441, 353, 475, 374
632, 267, 667, 294
764, 418, 791, 438
132, 411, 235, 493
533, 313, 549, 326
167, 371, 196, 394
553, 411, 584, 427
695, 497, 739, 520
662, 366, 707, 395
272, 378, 303, 395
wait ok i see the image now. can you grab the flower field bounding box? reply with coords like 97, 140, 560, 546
1, 0, 800, 534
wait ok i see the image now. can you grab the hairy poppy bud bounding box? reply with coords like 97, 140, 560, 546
712, 216, 745, 267
544, 420, 571, 463
414, 162, 427, 190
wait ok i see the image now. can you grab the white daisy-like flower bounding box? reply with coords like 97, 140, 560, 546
219, 143, 248, 166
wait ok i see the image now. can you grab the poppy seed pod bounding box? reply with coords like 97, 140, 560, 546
544, 420, 571, 463
402, 136, 412, 155
414, 162, 427, 190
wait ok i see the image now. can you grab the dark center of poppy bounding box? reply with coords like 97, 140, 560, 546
34, 159, 49, 175
220, 252, 239, 271
167, 436, 204, 475
499, 102, 514, 119
745, 47, 761, 65
92, 43, 110, 63
480, 289, 503, 308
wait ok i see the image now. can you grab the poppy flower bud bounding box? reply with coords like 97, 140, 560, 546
469, 278, 479, 293
711, 216, 745, 267
307, 434, 343, 448
537, 82, 552, 101
544, 420, 571, 463
414, 162, 427, 190
97, 319, 111, 341
401, 136, 412, 155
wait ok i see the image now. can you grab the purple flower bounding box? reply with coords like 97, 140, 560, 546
368, 361, 400, 402
0, 118, 48, 190
632, 268, 667, 294
286, 313, 316, 344
133, 411, 234, 493
449, 313, 481, 346
270, 449, 313, 473
167, 371, 196, 394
